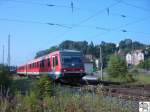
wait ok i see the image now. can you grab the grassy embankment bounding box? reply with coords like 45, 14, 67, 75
103, 72, 150, 84
0, 77, 134, 112
135, 74, 150, 84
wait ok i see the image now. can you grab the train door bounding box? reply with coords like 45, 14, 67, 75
52, 55, 59, 73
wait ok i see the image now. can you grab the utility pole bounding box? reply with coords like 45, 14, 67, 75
2, 45, 5, 65
7, 34, 11, 70
100, 46, 103, 80
131, 40, 134, 65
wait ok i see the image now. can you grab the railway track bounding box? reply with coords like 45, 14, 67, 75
101, 85, 150, 100
15, 75, 150, 101
58, 80, 150, 101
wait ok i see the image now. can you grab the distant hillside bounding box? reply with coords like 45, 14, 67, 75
35, 39, 150, 67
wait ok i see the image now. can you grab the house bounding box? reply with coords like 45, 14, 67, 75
132, 50, 144, 65
83, 56, 94, 75
126, 50, 144, 66
126, 53, 132, 65
85, 54, 94, 61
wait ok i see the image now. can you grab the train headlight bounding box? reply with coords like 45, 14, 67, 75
80, 69, 83, 72
63, 69, 66, 72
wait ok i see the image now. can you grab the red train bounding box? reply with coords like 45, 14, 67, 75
17, 50, 86, 80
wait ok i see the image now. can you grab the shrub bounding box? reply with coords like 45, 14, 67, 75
125, 73, 135, 82
107, 55, 136, 82
0, 65, 12, 96
37, 76, 53, 98
107, 55, 127, 78
138, 58, 150, 70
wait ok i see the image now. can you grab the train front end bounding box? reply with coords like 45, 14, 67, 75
59, 50, 86, 80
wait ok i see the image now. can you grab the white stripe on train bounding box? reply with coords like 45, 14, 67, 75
17, 71, 61, 75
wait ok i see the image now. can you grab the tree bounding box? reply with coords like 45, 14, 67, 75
107, 55, 127, 78
87, 41, 95, 55
100, 42, 117, 67
35, 46, 58, 58
138, 58, 150, 70
119, 39, 145, 54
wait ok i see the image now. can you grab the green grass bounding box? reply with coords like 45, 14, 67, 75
0, 77, 134, 112
135, 74, 150, 84
102, 73, 150, 84
0, 90, 133, 112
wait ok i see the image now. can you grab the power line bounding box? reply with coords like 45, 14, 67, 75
112, 16, 150, 30
53, 1, 121, 39
75, 1, 121, 26
0, 18, 71, 29
89, 16, 150, 38
119, 0, 150, 12
121, 29, 150, 36
1, 15, 149, 37
0, 17, 111, 30
0, 18, 44, 24
3, 0, 97, 12
3, 0, 49, 6
109, 12, 140, 19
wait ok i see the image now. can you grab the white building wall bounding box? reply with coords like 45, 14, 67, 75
126, 50, 144, 65
84, 63, 93, 74
126, 53, 132, 64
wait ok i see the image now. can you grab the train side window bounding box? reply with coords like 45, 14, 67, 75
32, 63, 34, 68
52, 57, 55, 67
47, 58, 50, 67
40, 61, 42, 68
34, 63, 36, 68
37, 62, 39, 67
41, 60, 45, 68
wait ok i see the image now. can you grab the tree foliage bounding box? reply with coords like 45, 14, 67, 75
138, 58, 150, 70
35, 39, 150, 68
37, 76, 53, 98
107, 55, 127, 78
119, 39, 145, 54
35, 46, 59, 58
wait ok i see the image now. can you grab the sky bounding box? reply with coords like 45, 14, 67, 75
0, 0, 150, 65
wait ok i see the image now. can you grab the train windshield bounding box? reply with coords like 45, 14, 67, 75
62, 56, 82, 64
60, 51, 83, 68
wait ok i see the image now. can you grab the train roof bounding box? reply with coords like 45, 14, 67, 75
18, 49, 82, 66
59, 49, 81, 53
